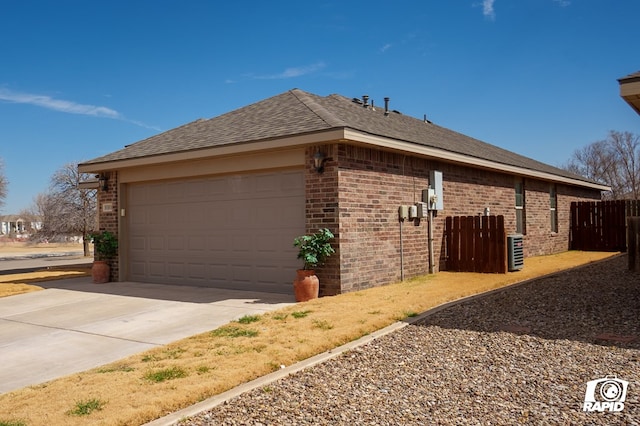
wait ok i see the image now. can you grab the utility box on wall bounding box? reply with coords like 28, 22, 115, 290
423, 170, 444, 211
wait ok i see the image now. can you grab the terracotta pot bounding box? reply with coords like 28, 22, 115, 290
92, 261, 110, 284
293, 269, 319, 302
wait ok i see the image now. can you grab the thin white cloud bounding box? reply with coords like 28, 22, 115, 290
380, 43, 392, 53
0, 88, 160, 131
252, 62, 326, 80
0, 89, 121, 118
127, 119, 162, 131
553, 0, 570, 6
483, 0, 496, 20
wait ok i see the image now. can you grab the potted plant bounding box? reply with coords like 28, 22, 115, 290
292, 228, 335, 302
89, 230, 118, 284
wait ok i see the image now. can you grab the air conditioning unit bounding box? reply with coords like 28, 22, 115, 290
507, 234, 524, 271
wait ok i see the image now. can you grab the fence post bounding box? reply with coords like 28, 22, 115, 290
628, 217, 640, 271
497, 215, 507, 273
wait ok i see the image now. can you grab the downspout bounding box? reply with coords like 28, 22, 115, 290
428, 209, 435, 274
399, 218, 405, 281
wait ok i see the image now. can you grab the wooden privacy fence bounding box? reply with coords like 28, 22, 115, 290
445, 215, 507, 273
628, 217, 640, 271
570, 200, 640, 251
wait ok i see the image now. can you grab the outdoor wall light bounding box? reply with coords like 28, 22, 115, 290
313, 150, 327, 173
97, 174, 108, 191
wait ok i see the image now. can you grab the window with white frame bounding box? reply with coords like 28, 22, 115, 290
550, 185, 558, 233
515, 180, 526, 234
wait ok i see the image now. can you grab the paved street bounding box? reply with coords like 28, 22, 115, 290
0, 251, 91, 274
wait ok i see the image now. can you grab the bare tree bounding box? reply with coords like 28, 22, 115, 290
0, 159, 7, 212
565, 131, 640, 200
31, 193, 63, 239
35, 162, 97, 255
610, 131, 640, 200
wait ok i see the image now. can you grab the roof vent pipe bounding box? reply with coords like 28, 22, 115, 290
384, 97, 390, 116
362, 95, 369, 108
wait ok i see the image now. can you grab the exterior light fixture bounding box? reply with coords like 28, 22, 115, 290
313, 151, 326, 173
97, 174, 108, 191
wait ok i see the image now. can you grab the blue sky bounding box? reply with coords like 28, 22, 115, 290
1, 0, 639, 214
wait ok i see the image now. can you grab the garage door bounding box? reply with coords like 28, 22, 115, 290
127, 170, 305, 293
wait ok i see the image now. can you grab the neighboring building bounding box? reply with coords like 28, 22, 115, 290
0, 215, 43, 237
78, 89, 608, 295
619, 71, 640, 115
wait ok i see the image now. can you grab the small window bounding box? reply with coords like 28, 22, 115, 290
550, 185, 558, 233
515, 180, 526, 234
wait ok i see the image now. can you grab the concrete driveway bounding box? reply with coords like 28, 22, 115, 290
0, 276, 295, 394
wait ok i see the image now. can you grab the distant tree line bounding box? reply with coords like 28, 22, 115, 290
565, 130, 640, 200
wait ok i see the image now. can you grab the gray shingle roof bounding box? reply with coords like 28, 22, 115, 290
619, 71, 640, 82
82, 88, 595, 185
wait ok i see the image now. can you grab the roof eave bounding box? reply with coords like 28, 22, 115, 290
619, 74, 640, 116
343, 129, 611, 192
78, 126, 609, 192
78, 129, 346, 173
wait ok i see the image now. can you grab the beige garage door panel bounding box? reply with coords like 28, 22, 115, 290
127, 170, 305, 292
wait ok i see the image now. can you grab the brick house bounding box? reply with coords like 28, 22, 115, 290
78, 89, 608, 296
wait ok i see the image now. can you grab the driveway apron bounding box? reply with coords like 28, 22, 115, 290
0, 277, 294, 394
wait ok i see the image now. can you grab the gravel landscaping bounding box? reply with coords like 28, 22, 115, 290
179, 254, 639, 425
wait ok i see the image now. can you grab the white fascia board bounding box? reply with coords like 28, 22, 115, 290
343, 129, 611, 191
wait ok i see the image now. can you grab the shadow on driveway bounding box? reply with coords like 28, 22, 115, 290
37, 276, 296, 305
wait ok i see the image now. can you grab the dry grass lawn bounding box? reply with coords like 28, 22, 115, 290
0, 269, 91, 297
0, 250, 618, 426
0, 241, 85, 255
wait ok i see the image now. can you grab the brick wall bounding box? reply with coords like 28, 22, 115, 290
335, 145, 431, 293
521, 179, 553, 255
305, 145, 340, 296
317, 143, 603, 294
96, 171, 119, 281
